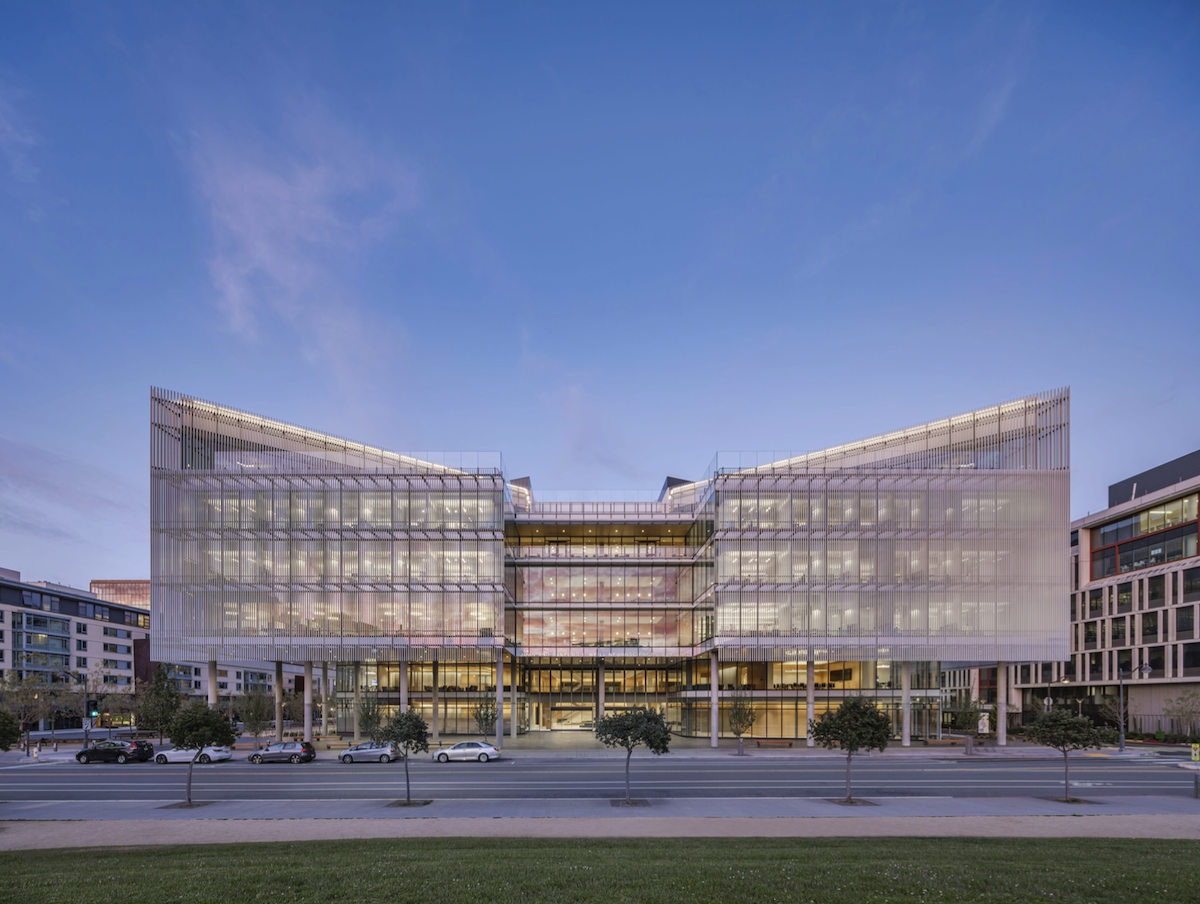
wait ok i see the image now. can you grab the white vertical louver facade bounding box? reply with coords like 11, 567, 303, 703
150, 388, 506, 665
710, 389, 1071, 663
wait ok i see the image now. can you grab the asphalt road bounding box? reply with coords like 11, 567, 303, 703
1, 756, 1194, 802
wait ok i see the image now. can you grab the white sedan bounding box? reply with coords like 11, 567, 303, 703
434, 741, 500, 762
153, 745, 234, 764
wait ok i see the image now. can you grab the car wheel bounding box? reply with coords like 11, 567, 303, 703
341, 754, 352, 764
155, 754, 167, 764
77, 754, 89, 764
380, 754, 390, 763
199, 754, 211, 764
478, 753, 489, 763
437, 752, 449, 763
116, 754, 128, 764
289, 754, 302, 764
250, 754, 262, 764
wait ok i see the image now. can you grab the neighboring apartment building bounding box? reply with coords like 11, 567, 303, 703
0, 568, 308, 731
0, 569, 149, 730
150, 386, 1070, 745
974, 450, 1200, 732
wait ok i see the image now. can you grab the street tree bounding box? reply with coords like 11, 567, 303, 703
379, 707, 430, 804
0, 709, 20, 751
1097, 693, 1129, 735
1163, 689, 1200, 738
138, 665, 182, 743
101, 687, 136, 738
167, 701, 240, 805
238, 689, 275, 750
947, 696, 989, 755
358, 694, 383, 741
1023, 709, 1117, 802
594, 707, 672, 804
470, 698, 497, 739
281, 690, 302, 727
0, 670, 51, 754
810, 696, 891, 803
727, 692, 758, 756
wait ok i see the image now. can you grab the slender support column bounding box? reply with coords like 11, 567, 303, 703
274, 661, 284, 743
495, 652, 504, 749
597, 659, 606, 721
320, 661, 329, 736
431, 659, 439, 743
806, 660, 815, 747
398, 658, 408, 711
710, 650, 719, 748
997, 661, 1008, 747
207, 660, 218, 709
303, 661, 313, 743
901, 662, 912, 747
510, 656, 518, 740
352, 662, 361, 743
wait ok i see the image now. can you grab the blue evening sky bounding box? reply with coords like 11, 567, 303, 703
1, 2, 1198, 588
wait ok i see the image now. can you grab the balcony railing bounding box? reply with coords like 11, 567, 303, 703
506, 545, 701, 560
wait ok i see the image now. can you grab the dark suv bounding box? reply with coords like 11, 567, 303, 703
76, 739, 155, 764
249, 740, 317, 764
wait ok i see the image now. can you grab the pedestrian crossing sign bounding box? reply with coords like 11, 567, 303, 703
1192, 744, 1199, 762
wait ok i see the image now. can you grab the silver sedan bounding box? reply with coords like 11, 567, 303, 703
340, 741, 401, 763
435, 741, 500, 762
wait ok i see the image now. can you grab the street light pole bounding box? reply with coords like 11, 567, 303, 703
1116, 662, 1154, 753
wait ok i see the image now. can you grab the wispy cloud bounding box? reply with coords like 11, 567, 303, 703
965, 17, 1039, 156
545, 383, 646, 482
0, 83, 39, 184
188, 102, 418, 391
0, 434, 141, 544
803, 189, 921, 275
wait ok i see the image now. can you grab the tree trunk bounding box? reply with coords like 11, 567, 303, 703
737, 736, 744, 756
186, 748, 200, 805
1063, 750, 1070, 801
625, 747, 633, 802
403, 745, 412, 803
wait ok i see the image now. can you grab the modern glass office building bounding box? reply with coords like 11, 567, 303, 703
150, 386, 1070, 746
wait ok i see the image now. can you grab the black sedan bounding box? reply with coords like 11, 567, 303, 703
249, 740, 316, 764
76, 739, 154, 764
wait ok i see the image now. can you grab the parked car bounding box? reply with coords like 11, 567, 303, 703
435, 741, 500, 763
249, 740, 316, 764
76, 739, 154, 764
153, 745, 233, 765
340, 741, 401, 763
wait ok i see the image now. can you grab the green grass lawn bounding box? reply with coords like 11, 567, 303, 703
2, 837, 1196, 903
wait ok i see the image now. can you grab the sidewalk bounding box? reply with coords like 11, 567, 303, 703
1, 797, 1199, 850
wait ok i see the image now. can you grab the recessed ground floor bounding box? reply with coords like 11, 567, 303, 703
329, 656, 944, 741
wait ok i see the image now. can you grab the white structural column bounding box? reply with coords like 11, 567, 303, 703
806, 661, 815, 747
901, 662, 912, 747
352, 662, 361, 743
303, 661, 313, 742
431, 659, 440, 743
597, 660, 606, 721
710, 650, 719, 748
510, 656, 518, 740
320, 661, 329, 736
274, 661, 284, 743
207, 660, 218, 709
997, 661, 1008, 746
398, 658, 407, 712
495, 651, 505, 749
